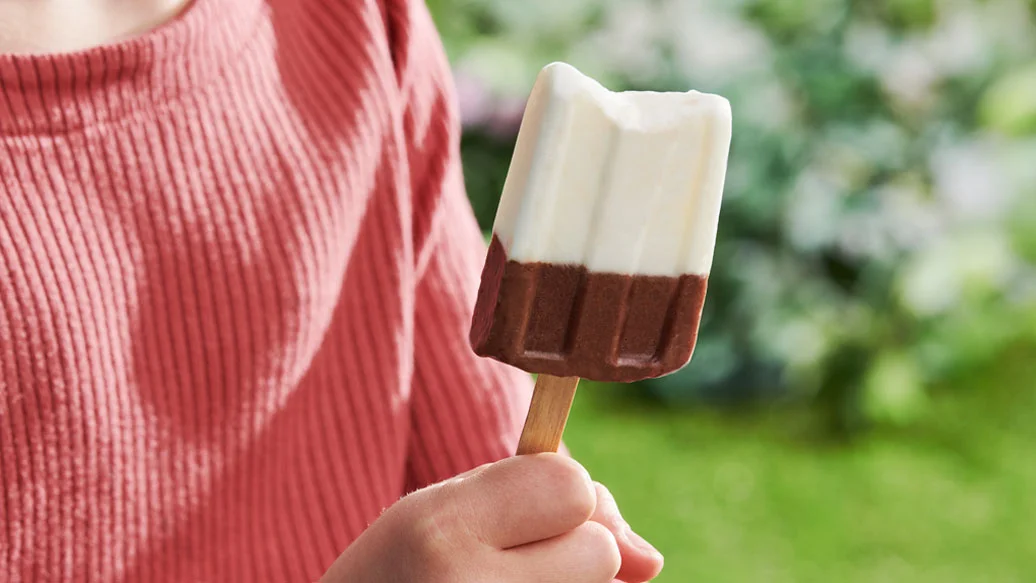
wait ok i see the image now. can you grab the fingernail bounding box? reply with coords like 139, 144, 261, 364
624, 525, 662, 557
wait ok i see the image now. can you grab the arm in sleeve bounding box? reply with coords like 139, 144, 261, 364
385, 0, 533, 491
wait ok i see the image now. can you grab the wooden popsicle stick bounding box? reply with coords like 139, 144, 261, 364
515, 374, 581, 455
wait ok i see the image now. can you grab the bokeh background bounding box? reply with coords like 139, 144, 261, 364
428, 0, 1036, 580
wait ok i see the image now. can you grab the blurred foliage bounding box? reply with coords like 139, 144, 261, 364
429, 0, 1036, 433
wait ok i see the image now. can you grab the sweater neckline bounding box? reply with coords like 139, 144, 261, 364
0, 0, 264, 135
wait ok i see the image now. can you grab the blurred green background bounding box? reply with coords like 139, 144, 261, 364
429, 0, 1036, 580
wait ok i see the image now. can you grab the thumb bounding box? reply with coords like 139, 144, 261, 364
590, 483, 664, 582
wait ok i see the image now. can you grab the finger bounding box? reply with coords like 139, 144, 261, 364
505, 520, 621, 583
435, 453, 597, 549
447, 462, 493, 483
590, 483, 664, 582
401, 463, 489, 503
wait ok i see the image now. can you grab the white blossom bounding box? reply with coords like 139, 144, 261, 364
929, 138, 1014, 222
784, 167, 849, 252
660, 0, 773, 85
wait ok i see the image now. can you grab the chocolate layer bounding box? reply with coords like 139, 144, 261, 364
470, 236, 708, 383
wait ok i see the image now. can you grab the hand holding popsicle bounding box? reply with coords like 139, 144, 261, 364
470, 62, 733, 454
320, 455, 663, 583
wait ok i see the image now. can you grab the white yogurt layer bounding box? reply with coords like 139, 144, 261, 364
493, 62, 733, 277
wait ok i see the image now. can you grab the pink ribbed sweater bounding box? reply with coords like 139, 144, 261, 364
0, 0, 532, 580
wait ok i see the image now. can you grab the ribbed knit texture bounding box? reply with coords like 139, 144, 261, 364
0, 0, 533, 580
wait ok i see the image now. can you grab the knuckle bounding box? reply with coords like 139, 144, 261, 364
540, 455, 596, 521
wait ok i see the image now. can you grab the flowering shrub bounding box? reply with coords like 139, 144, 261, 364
431, 0, 1036, 430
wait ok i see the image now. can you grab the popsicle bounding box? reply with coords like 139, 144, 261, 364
469, 62, 732, 455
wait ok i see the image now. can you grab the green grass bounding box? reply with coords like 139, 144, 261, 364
565, 354, 1036, 582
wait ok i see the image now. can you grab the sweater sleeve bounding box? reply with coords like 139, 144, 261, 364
386, 0, 533, 490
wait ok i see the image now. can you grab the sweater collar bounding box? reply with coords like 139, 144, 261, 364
0, 0, 264, 135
